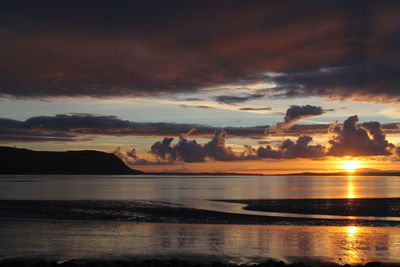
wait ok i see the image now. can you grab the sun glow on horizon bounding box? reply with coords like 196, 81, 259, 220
341, 160, 363, 173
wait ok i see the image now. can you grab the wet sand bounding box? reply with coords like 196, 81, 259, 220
220, 198, 400, 217
1, 200, 400, 227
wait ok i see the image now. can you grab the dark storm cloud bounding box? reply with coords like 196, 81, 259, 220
284, 105, 324, 122
173, 137, 206, 162
0, 134, 89, 143
113, 147, 173, 166
179, 104, 215, 109
239, 107, 272, 111
215, 94, 265, 104
266, 62, 400, 102
0, 117, 91, 142
183, 98, 205, 102
132, 114, 400, 162
0, 114, 399, 143
1, 1, 399, 101
124, 115, 400, 163
148, 134, 241, 164
327, 115, 395, 156
150, 129, 258, 162
266, 105, 324, 134
257, 136, 325, 159
203, 129, 238, 161
150, 137, 177, 161
0, 114, 269, 142
150, 131, 325, 162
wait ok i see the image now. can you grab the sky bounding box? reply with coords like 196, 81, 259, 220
1, 0, 400, 173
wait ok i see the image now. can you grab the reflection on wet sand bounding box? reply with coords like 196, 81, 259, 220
1, 220, 400, 265
334, 225, 389, 264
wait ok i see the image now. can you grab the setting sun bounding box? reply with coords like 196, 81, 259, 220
341, 160, 363, 173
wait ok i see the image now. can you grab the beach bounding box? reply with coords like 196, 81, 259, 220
1, 200, 400, 227
1, 175, 400, 266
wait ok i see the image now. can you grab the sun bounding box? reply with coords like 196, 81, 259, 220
341, 160, 362, 173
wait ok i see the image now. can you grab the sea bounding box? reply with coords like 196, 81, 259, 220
1, 174, 400, 265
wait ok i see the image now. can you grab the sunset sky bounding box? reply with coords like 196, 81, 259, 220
1, 0, 399, 173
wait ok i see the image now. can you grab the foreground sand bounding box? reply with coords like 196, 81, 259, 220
221, 199, 400, 217
0, 200, 399, 226
2, 200, 400, 266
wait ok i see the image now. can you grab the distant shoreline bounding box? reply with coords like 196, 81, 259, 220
149, 171, 400, 176
1, 171, 400, 176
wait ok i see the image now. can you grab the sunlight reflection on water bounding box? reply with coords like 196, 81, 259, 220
0, 175, 400, 200
1, 220, 400, 265
1, 175, 400, 264
347, 176, 357, 199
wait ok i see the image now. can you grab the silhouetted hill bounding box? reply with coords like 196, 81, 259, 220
0, 147, 143, 174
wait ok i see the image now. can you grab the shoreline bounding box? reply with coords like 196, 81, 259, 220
1, 200, 400, 227
219, 198, 400, 218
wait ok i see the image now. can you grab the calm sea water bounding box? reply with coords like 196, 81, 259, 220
1, 174, 400, 264
1, 174, 400, 200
